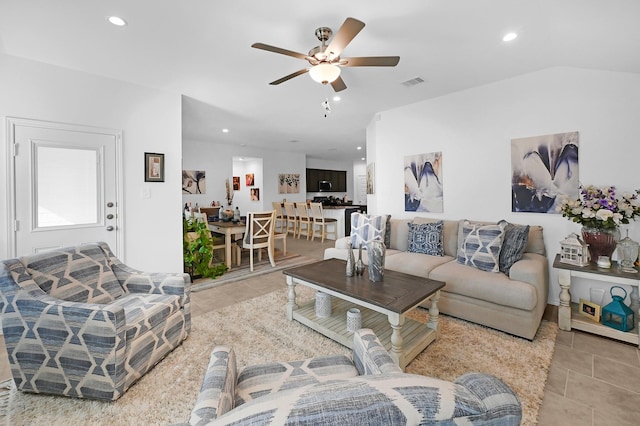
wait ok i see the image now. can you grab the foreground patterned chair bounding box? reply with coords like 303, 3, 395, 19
188, 329, 522, 425
0, 242, 191, 401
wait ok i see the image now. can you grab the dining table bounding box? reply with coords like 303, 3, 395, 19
208, 220, 245, 270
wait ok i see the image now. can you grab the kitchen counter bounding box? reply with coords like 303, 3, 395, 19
320, 205, 366, 238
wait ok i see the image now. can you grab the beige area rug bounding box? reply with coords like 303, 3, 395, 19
191, 252, 316, 292
1, 286, 557, 426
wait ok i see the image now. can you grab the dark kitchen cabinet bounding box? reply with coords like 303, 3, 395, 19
306, 168, 347, 192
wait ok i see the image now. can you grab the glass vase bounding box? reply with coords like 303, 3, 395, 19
367, 241, 386, 282
581, 226, 620, 262
354, 245, 365, 276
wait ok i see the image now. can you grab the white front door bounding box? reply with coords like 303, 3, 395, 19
7, 118, 122, 257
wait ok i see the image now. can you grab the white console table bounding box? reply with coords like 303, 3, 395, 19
553, 254, 640, 347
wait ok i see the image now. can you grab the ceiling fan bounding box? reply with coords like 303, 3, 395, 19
251, 17, 400, 92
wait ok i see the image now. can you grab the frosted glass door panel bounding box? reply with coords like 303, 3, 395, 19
36, 145, 100, 228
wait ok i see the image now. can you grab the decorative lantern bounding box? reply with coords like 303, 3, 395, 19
559, 233, 590, 266
601, 286, 634, 332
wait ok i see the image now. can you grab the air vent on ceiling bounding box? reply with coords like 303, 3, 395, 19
401, 77, 425, 87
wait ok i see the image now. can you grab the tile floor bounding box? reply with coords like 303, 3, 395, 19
2, 236, 640, 425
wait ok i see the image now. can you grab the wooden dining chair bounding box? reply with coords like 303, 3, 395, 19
272, 201, 286, 233
283, 202, 298, 238
309, 202, 338, 243
295, 202, 312, 240
242, 210, 276, 272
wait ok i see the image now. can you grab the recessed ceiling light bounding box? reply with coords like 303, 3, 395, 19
356, 146, 362, 150
222, 128, 229, 133
333, 96, 341, 102
107, 16, 127, 26
361, 157, 365, 161
503, 32, 518, 42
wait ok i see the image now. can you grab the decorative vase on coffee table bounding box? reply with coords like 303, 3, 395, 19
367, 241, 386, 282
354, 245, 365, 276
581, 226, 620, 262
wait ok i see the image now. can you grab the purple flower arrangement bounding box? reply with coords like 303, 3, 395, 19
558, 185, 640, 229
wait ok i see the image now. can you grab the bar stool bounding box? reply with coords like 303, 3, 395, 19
295, 202, 312, 240
272, 201, 286, 233
309, 202, 338, 242
283, 202, 298, 237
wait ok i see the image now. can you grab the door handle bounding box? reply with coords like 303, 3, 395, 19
106, 226, 115, 231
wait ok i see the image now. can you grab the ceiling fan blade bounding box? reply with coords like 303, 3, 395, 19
252, 43, 310, 61
331, 76, 347, 92
340, 56, 400, 67
325, 17, 365, 60
269, 69, 309, 85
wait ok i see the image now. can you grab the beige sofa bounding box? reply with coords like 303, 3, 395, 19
324, 217, 548, 340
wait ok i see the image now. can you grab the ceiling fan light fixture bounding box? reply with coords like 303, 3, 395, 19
309, 63, 341, 84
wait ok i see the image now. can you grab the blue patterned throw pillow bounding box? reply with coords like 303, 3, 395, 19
350, 213, 388, 249
498, 220, 530, 274
407, 221, 444, 256
456, 220, 506, 272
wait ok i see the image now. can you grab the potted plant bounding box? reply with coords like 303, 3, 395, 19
183, 217, 227, 279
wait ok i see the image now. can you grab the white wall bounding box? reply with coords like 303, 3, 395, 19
233, 158, 264, 215
0, 53, 183, 272
182, 139, 307, 213
368, 67, 640, 306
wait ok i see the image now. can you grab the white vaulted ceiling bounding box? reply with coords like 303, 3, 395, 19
0, 0, 638, 161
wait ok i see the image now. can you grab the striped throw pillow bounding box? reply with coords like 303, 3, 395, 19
456, 220, 506, 272
350, 213, 388, 249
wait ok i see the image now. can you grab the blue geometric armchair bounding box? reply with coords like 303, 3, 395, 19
188, 329, 522, 425
0, 242, 191, 401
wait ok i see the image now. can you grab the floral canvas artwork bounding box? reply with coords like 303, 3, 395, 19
278, 173, 300, 194
511, 131, 579, 213
182, 170, 206, 194
404, 152, 443, 212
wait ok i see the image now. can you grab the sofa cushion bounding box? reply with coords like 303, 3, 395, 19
235, 354, 358, 407
407, 221, 444, 256
429, 261, 537, 310
110, 293, 182, 341
384, 252, 454, 278
388, 218, 412, 251
498, 220, 530, 274
350, 213, 389, 249
525, 225, 546, 256
456, 220, 506, 273
22, 244, 125, 304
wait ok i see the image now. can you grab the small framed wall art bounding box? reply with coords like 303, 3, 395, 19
144, 152, 165, 182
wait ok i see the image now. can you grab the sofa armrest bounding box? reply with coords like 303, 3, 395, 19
189, 346, 237, 425
508, 252, 548, 303
96, 241, 191, 297
455, 372, 522, 424
334, 236, 352, 249
352, 329, 402, 375
111, 264, 191, 296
